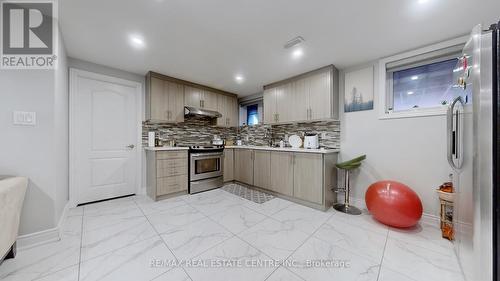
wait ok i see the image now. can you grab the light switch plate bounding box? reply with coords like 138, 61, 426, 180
13, 111, 36, 126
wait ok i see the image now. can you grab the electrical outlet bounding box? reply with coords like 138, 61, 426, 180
13, 111, 36, 126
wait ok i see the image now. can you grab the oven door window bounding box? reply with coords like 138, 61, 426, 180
195, 158, 220, 174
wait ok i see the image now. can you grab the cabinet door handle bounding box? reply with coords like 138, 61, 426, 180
200, 100, 202, 108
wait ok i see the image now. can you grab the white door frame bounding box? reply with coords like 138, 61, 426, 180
69, 68, 143, 207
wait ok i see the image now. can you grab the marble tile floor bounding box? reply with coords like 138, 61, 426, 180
0, 186, 464, 281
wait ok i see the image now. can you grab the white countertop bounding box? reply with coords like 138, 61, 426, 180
143, 146, 189, 151
225, 145, 339, 154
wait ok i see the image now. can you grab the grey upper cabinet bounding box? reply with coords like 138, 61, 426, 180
184, 87, 218, 111
290, 78, 308, 122
263, 84, 290, 124
184, 85, 203, 108
308, 69, 334, 120
165, 80, 185, 122
217, 94, 239, 127
146, 71, 237, 124
202, 90, 218, 111
228, 96, 238, 127
263, 88, 277, 124
146, 74, 184, 123
262, 65, 338, 124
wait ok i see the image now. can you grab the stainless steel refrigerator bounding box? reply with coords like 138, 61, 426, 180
448, 22, 499, 281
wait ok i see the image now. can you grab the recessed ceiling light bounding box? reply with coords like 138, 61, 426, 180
411, 75, 419, 80
292, 48, 304, 59
235, 75, 244, 83
407, 91, 415, 95
418, 0, 429, 4
129, 34, 146, 49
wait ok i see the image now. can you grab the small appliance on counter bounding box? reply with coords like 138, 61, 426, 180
211, 135, 224, 146
304, 133, 319, 149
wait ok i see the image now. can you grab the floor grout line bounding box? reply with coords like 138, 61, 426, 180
132, 198, 187, 281
77, 207, 84, 281
376, 228, 390, 281
146, 193, 242, 280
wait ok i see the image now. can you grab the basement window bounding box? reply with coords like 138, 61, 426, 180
380, 41, 471, 119
246, 104, 259, 126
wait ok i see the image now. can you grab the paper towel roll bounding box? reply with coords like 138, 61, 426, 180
148, 132, 155, 147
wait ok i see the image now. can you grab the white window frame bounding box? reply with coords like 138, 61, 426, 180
378, 36, 468, 119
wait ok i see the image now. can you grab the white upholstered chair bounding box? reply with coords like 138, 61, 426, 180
0, 176, 27, 263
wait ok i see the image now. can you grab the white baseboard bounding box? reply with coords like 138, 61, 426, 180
340, 195, 440, 228
17, 201, 71, 250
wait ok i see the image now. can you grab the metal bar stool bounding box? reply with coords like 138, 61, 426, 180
333, 155, 366, 215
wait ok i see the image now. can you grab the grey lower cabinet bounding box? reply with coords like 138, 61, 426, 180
253, 150, 271, 189
234, 149, 254, 185
293, 153, 324, 204
269, 152, 294, 197
230, 148, 337, 210
146, 150, 188, 201
223, 149, 234, 182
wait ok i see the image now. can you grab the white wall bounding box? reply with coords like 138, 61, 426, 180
339, 62, 453, 218
0, 30, 68, 235
0, 70, 58, 235
53, 32, 69, 222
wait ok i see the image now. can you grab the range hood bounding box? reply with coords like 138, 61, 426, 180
184, 106, 222, 118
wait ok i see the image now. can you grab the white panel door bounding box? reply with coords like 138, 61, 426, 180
71, 70, 140, 205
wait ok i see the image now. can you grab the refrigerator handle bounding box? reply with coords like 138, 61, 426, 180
447, 96, 464, 170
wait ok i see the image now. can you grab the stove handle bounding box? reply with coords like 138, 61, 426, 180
190, 152, 223, 158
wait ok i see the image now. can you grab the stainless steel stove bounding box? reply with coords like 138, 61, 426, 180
188, 145, 224, 194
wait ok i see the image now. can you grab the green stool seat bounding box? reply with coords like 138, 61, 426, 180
335, 155, 366, 170
333, 155, 366, 215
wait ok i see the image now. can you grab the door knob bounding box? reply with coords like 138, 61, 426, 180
127, 144, 135, 149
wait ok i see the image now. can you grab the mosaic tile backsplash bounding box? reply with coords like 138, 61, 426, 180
142, 116, 236, 146
143, 116, 340, 149
237, 120, 340, 149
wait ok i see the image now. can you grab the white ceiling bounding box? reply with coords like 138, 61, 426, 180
59, 0, 500, 97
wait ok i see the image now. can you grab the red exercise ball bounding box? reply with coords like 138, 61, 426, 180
365, 180, 423, 228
